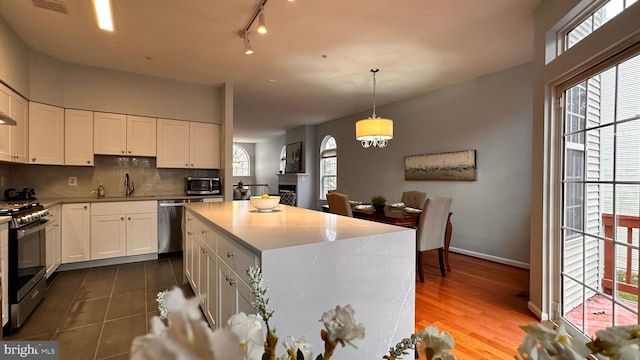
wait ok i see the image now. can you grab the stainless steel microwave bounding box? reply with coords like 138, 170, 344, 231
185, 177, 221, 195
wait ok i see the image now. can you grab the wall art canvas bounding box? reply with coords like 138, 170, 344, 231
285, 142, 303, 173
404, 150, 477, 181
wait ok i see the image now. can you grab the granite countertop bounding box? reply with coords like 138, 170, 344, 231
16, 194, 224, 209
185, 200, 414, 254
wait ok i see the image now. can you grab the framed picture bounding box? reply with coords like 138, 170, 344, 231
285, 142, 303, 173
404, 149, 477, 181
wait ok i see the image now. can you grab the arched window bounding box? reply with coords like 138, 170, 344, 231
279, 145, 286, 173
232, 144, 250, 176
319, 136, 337, 199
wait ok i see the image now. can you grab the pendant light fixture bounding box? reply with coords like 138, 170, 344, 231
355, 68, 393, 148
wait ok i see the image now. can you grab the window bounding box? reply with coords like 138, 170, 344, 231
232, 144, 250, 177
319, 136, 337, 199
564, 0, 637, 50
560, 51, 640, 339
279, 145, 286, 173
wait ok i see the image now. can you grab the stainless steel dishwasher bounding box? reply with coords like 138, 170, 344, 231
157, 198, 203, 257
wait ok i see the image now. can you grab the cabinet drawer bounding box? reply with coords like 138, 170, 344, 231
92, 200, 157, 215
217, 233, 258, 285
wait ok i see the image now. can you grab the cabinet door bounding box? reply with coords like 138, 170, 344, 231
127, 115, 156, 156
29, 102, 64, 165
45, 221, 58, 278
91, 214, 126, 259
205, 249, 218, 326
197, 238, 208, 306
126, 212, 158, 255
0, 84, 12, 162
1, 223, 8, 327
189, 122, 220, 169
10, 93, 28, 163
157, 118, 189, 168
218, 261, 235, 326
184, 225, 194, 284
61, 203, 91, 263
65, 109, 94, 166
94, 112, 126, 155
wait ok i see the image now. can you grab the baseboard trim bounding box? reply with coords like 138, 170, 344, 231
449, 247, 530, 269
58, 253, 159, 272
528, 301, 549, 321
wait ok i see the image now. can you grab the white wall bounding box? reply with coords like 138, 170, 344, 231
0, 16, 30, 96
29, 51, 222, 123
315, 63, 533, 266
530, 0, 640, 320
255, 134, 285, 195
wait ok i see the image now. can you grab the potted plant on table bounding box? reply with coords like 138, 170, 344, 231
371, 195, 386, 212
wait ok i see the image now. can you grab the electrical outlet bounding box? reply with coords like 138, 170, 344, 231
68, 176, 78, 186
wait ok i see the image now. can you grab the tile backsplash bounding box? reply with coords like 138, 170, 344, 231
0, 156, 219, 199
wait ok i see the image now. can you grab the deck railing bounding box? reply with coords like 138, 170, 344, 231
602, 213, 640, 294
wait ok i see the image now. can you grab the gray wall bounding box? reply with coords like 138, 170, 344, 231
255, 135, 285, 195
313, 62, 533, 266
0, 16, 29, 96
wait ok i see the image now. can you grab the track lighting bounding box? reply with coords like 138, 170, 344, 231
241, 0, 297, 54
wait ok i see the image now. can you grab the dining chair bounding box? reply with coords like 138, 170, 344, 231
401, 191, 427, 209
416, 196, 453, 282
326, 192, 353, 217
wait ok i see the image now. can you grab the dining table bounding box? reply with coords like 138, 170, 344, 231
338, 203, 454, 272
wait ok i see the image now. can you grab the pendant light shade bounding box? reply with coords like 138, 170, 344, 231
356, 68, 393, 148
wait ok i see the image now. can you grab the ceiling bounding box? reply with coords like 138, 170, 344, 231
0, 0, 541, 142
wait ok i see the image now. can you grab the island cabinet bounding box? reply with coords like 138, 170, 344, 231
156, 119, 220, 169
184, 201, 416, 360
90, 201, 157, 260
29, 102, 64, 165
0, 83, 28, 164
45, 205, 62, 278
94, 113, 156, 157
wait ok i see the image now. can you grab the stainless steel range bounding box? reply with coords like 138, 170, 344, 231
0, 202, 49, 329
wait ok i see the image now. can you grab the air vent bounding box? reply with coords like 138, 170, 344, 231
32, 0, 68, 14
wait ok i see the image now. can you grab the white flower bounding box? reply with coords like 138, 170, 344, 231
130, 287, 244, 360
415, 326, 456, 359
518, 322, 589, 360
589, 325, 640, 360
320, 304, 365, 348
282, 336, 314, 360
228, 312, 265, 360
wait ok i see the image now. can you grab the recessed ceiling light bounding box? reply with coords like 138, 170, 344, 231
268, 79, 276, 83
93, 0, 114, 31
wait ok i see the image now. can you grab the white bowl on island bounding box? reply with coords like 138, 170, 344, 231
249, 195, 281, 212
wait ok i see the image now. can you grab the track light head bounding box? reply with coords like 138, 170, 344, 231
242, 31, 254, 55
257, 11, 267, 34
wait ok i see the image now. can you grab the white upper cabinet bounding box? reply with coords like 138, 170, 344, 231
94, 112, 156, 156
0, 84, 28, 163
65, 109, 94, 166
29, 102, 64, 165
157, 118, 220, 169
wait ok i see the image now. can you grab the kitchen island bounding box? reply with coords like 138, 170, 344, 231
184, 200, 415, 360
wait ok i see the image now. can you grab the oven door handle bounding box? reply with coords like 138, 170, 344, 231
17, 220, 49, 239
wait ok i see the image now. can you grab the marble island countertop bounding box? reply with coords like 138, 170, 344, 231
185, 200, 415, 254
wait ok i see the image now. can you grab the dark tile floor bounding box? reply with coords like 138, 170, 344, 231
6, 256, 192, 360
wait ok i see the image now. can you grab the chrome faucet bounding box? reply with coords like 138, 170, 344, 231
124, 173, 135, 196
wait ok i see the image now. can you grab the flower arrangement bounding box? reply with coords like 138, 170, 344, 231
517, 321, 640, 360
130, 265, 459, 360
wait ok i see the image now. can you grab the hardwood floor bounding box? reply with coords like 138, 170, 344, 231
416, 252, 537, 359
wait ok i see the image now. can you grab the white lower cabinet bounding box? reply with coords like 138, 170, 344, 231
184, 208, 257, 328
1, 222, 9, 327
45, 205, 61, 278
91, 201, 157, 260
61, 203, 91, 263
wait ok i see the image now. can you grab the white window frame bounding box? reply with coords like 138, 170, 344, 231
319, 136, 337, 200
232, 144, 250, 177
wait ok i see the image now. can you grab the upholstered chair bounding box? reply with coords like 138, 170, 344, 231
326, 192, 353, 217
401, 191, 427, 209
416, 196, 453, 282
